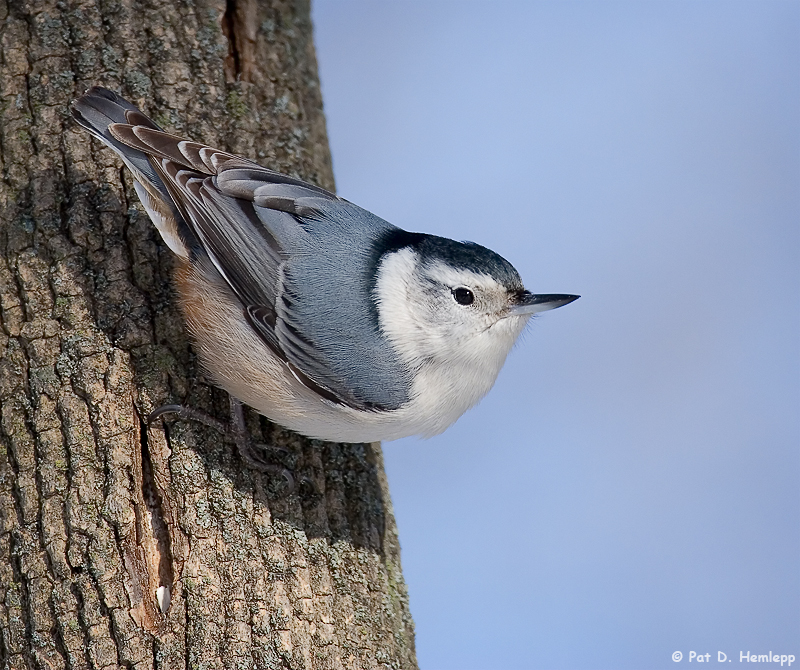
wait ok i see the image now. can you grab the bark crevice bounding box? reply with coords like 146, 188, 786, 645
132, 411, 175, 621
222, 0, 258, 84
222, 0, 242, 82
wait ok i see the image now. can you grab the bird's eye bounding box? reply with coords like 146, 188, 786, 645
452, 287, 475, 306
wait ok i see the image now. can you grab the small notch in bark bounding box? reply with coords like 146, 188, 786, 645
140, 419, 174, 602
221, 0, 258, 83
221, 0, 240, 83
128, 415, 175, 630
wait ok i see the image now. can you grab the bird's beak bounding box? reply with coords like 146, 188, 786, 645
509, 292, 580, 316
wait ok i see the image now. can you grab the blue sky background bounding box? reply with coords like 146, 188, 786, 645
311, 2, 799, 668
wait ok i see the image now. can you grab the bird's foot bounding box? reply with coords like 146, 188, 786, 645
148, 397, 295, 494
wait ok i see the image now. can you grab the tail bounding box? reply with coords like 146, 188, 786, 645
70, 87, 194, 259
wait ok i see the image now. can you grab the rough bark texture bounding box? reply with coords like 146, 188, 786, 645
0, 1, 418, 668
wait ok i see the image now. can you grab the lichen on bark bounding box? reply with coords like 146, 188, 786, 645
0, 1, 417, 667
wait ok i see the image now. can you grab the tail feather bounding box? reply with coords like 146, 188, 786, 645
71, 88, 167, 195
70, 87, 196, 259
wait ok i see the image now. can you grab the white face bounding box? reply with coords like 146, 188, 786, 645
374, 248, 531, 372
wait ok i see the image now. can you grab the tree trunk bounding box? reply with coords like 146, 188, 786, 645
0, 1, 418, 668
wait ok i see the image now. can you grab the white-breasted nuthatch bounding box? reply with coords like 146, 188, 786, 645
71, 87, 578, 444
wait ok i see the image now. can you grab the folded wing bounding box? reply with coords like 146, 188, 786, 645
73, 88, 411, 412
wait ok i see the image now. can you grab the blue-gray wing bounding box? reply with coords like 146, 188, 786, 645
106, 123, 412, 412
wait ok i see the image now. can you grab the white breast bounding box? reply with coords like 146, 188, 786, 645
371, 248, 530, 438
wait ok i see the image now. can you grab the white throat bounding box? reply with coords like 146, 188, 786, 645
373, 248, 530, 436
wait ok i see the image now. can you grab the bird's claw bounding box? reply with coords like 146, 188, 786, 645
148, 400, 296, 495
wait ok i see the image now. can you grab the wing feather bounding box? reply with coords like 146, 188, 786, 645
77, 87, 412, 411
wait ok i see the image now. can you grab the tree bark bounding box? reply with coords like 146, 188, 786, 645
0, 1, 418, 668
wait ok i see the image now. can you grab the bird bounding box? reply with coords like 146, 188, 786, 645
71, 86, 579, 446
